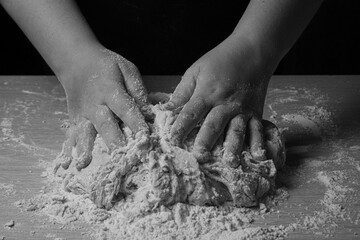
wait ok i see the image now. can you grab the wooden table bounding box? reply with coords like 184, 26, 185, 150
1, 76, 360, 239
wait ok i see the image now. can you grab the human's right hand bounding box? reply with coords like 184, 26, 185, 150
0, 0, 150, 171
58, 48, 149, 171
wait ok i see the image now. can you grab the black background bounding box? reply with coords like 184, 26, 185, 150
0, 0, 359, 75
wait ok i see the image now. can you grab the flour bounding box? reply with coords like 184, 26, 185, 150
264, 86, 360, 236
4, 82, 360, 239
0, 118, 24, 143
299, 170, 351, 236
281, 114, 321, 136
0, 183, 16, 196
267, 87, 335, 137
15, 99, 290, 239
3, 220, 15, 229
54, 103, 285, 211
287, 140, 360, 237
16, 184, 292, 240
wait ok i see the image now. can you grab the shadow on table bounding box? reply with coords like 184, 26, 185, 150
277, 93, 360, 189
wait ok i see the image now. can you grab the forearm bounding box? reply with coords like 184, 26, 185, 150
0, 0, 101, 77
232, 0, 323, 63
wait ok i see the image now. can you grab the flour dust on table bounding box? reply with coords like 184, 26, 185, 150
17, 93, 288, 239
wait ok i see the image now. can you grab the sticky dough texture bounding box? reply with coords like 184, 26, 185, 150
54, 97, 286, 211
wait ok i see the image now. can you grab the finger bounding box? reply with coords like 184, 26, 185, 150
262, 120, 286, 169
213, 131, 225, 150
92, 105, 126, 152
61, 133, 76, 170
148, 92, 170, 104
223, 114, 249, 168
74, 119, 97, 171
248, 117, 266, 161
119, 60, 149, 107
163, 71, 196, 111
106, 88, 149, 135
192, 105, 235, 163
170, 95, 210, 146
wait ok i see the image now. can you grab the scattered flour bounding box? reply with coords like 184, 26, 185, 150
9, 86, 360, 239
300, 170, 351, 237
3, 220, 15, 229
289, 141, 360, 237
21, 90, 66, 102
281, 114, 321, 136
0, 183, 16, 196
267, 87, 335, 137
14, 101, 293, 240
15, 182, 293, 240
0, 118, 24, 143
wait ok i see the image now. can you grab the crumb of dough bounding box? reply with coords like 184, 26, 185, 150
4, 220, 15, 228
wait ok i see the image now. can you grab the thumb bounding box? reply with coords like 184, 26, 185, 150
118, 57, 149, 107
163, 69, 197, 111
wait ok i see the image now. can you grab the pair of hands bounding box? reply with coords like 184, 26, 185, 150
59, 35, 275, 171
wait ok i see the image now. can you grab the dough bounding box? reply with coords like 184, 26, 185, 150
54, 99, 285, 212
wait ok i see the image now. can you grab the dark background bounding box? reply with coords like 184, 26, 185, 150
0, 0, 359, 75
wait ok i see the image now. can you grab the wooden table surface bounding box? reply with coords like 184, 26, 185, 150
1, 75, 360, 240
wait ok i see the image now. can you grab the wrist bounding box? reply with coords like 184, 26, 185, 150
223, 33, 280, 80
229, 30, 283, 73
55, 41, 105, 86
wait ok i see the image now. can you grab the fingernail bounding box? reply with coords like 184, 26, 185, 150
53, 163, 61, 174
170, 138, 181, 146
61, 157, 72, 170
163, 101, 175, 110
75, 154, 92, 171
193, 148, 211, 163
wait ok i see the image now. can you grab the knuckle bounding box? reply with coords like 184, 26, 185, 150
216, 87, 237, 100
181, 111, 197, 121
232, 127, 245, 136
193, 141, 208, 152
226, 102, 242, 113
184, 97, 208, 114
203, 121, 218, 133
249, 118, 262, 131
97, 119, 113, 132
64, 142, 74, 156
183, 65, 200, 81
194, 135, 212, 150
95, 106, 110, 119
193, 149, 211, 163
124, 60, 138, 72
231, 116, 246, 131
79, 119, 93, 130
94, 107, 115, 130
171, 127, 185, 140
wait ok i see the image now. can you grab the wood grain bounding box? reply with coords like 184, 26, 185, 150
1, 75, 360, 240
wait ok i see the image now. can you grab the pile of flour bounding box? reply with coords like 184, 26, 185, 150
16, 99, 289, 239
15, 172, 292, 240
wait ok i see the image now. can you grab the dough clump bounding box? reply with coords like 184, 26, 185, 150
54, 101, 285, 212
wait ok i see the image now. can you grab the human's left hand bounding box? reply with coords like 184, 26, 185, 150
164, 35, 278, 167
